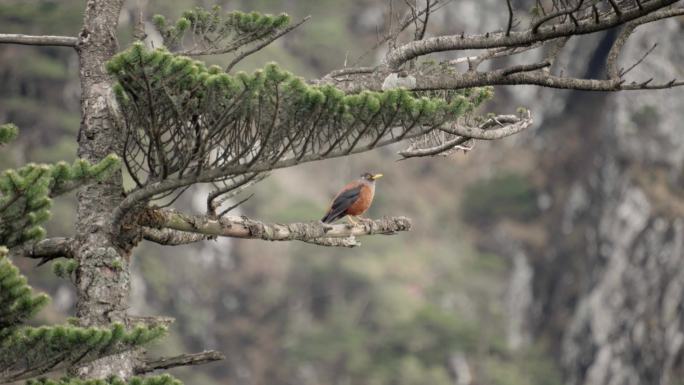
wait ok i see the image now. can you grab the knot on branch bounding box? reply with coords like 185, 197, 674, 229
139, 207, 167, 229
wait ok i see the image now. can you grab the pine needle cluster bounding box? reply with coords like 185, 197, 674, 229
107, 43, 492, 190
0, 251, 166, 382
0, 125, 167, 383
151, 6, 291, 54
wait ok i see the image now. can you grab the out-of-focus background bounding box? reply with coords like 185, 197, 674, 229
2, 1, 683, 385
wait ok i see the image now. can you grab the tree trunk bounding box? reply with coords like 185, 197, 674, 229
73, 0, 132, 379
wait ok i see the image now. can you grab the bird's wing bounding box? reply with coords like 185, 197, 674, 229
321, 184, 363, 223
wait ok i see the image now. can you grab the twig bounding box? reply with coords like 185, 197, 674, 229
506, 0, 515, 36
531, 0, 586, 33
621, 42, 657, 76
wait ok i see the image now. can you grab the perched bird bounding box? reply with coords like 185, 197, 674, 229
321, 172, 383, 224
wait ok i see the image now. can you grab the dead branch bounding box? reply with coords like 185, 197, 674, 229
399, 112, 533, 159
531, 0, 586, 33
135, 351, 225, 374
142, 227, 209, 246
10, 237, 75, 265
399, 136, 470, 159
386, 0, 679, 68
207, 173, 269, 216
0, 33, 77, 47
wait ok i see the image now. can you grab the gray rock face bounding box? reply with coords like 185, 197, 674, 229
537, 18, 684, 385
428, 1, 684, 383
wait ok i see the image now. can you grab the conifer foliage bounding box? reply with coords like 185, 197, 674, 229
0, 125, 167, 383
0, 123, 120, 248
151, 6, 291, 55
106, 44, 491, 192
0, 249, 167, 382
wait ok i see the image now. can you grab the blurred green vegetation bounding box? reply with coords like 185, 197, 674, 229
0, 2, 561, 385
461, 172, 539, 226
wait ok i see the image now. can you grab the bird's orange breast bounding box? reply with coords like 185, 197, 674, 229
345, 184, 374, 216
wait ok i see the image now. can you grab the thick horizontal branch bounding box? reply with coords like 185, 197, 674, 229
0, 33, 77, 47
10, 237, 74, 266
330, 63, 684, 94
385, 0, 679, 68
138, 208, 411, 246
135, 350, 224, 374
142, 227, 209, 246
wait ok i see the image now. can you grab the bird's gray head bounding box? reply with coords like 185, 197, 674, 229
360, 172, 383, 183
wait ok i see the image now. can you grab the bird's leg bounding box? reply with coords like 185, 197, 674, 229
356, 216, 372, 223
346, 215, 359, 226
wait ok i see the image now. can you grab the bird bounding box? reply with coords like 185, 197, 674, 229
321, 172, 383, 224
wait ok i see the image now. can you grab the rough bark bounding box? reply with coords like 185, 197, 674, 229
72, 0, 132, 379
139, 208, 411, 247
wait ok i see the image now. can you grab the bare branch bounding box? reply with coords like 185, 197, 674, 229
328, 61, 684, 94
0, 33, 77, 47
399, 112, 533, 158
440, 113, 533, 139
142, 227, 209, 246
351, 0, 441, 67
501, 60, 551, 76
399, 136, 470, 159
621, 42, 657, 76
9, 237, 75, 266
207, 173, 269, 216
138, 208, 411, 246
135, 351, 225, 374
386, 0, 679, 68
607, 23, 638, 79
506, 0, 515, 36
531, 0, 586, 33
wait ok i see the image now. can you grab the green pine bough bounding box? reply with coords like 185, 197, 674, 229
106, 43, 493, 188
0, 251, 167, 383
151, 6, 291, 53
0, 123, 121, 248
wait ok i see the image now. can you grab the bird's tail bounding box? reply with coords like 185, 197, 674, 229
321, 211, 340, 224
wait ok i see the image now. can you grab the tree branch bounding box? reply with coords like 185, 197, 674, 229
0, 33, 78, 47
386, 0, 679, 68
135, 350, 225, 374
138, 208, 411, 246
440, 113, 533, 139
142, 227, 209, 246
398, 112, 533, 159
10, 237, 75, 266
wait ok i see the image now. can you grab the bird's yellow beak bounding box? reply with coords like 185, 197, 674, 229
372, 173, 383, 180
